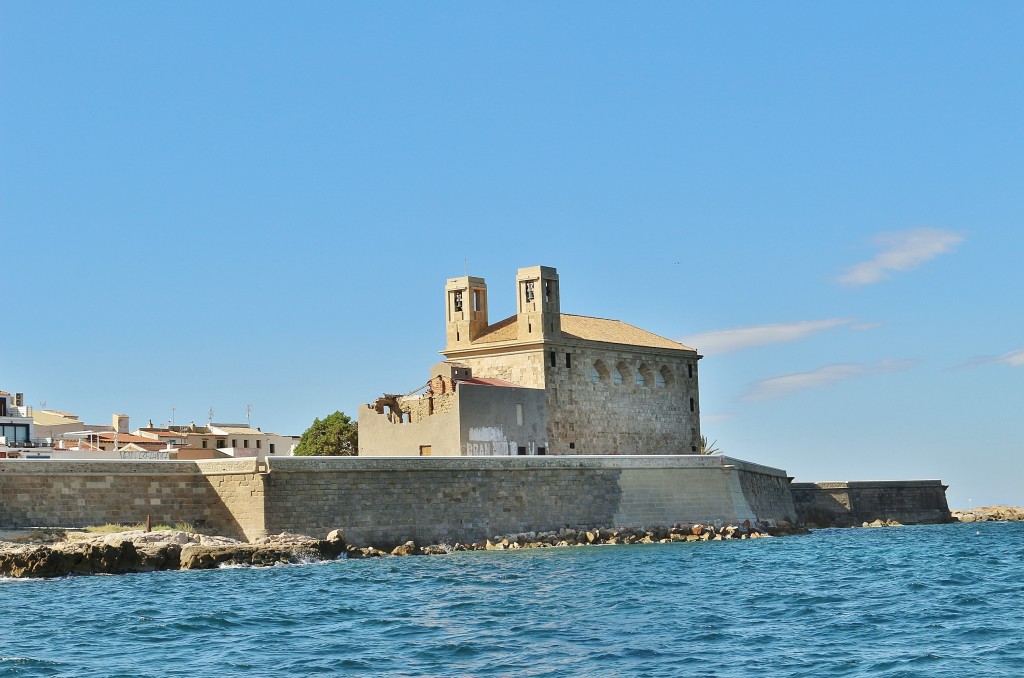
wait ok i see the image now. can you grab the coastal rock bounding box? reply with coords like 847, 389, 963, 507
952, 506, 1024, 523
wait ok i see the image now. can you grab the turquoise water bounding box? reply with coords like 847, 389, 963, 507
2, 522, 1023, 676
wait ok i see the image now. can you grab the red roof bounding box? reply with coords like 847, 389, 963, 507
460, 377, 522, 388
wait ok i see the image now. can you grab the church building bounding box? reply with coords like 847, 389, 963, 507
358, 265, 702, 456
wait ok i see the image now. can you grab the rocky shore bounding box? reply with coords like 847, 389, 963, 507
951, 506, 1024, 523
0, 520, 804, 578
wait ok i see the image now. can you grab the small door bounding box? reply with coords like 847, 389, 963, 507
419, 445, 432, 457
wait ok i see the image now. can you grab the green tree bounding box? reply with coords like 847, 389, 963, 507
294, 411, 358, 456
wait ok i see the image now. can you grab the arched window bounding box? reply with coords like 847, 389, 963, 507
591, 360, 610, 384
637, 363, 653, 387
614, 361, 630, 385
658, 366, 675, 388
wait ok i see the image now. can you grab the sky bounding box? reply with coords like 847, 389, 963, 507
2, 2, 1021, 508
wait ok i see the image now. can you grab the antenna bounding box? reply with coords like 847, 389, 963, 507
246, 404, 253, 427
208, 407, 214, 424
40, 401, 46, 410
464, 257, 468, 275
171, 406, 176, 428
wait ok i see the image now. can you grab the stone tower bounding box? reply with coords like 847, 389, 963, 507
515, 265, 561, 341
445, 275, 489, 349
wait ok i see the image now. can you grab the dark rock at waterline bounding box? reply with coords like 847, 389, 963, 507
0, 530, 346, 578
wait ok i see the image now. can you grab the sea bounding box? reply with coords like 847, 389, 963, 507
2, 521, 1022, 677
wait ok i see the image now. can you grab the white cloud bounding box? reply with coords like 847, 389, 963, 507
740, 360, 916, 401
680, 318, 854, 355
957, 347, 1024, 369
838, 227, 964, 286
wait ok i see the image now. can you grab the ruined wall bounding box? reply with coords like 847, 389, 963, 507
449, 348, 547, 389
0, 460, 257, 539
357, 401, 462, 456
261, 455, 796, 547
543, 343, 701, 455
791, 481, 952, 527
457, 383, 547, 455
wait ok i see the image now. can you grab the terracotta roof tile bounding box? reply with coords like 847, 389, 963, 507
472, 314, 693, 351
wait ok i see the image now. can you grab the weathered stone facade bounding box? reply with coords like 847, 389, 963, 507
442, 265, 702, 455
360, 265, 702, 456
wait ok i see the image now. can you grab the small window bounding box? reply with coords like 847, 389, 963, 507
569, 442, 575, 450
544, 280, 552, 303
232, 439, 237, 447
202, 439, 208, 449
590, 367, 600, 383
688, 363, 694, 378
525, 281, 535, 303
550, 351, 557, 367
689, 398, 695, 412
244, 439, 249, 448
655, 372, 666, 387
256, 440, 261, 449
270, 443, 276, 454
635, 371, 646, 386
217, 439, 226, 448
537, 446, 546, 456
516, 403, 524, 426
517, 446, 527, 456
691, 445, 698, 452
473, 289, 481, 312
454, 291, 463, 312
565, 353, 571, 368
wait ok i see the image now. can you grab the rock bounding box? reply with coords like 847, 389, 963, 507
390, 541, 420, 556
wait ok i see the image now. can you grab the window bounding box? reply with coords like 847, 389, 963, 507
591, 360, 610, 384
270, 443, 276, 454
454, 290, 463, 312
517, 446, 527, 455
569, 442, 575, 450
565, 353, 571, 368
659, 366, 675, 388
473, 289, 482, 312
217, 439, 226, 448
550, 351, 557, 367
544, 280, 553, 302
419, 445, 432, 457
689, 398, 695, 412
525, 281, 535, 303
688, 363, 694, 378
202, 440, 208, 449
256, 440, 261, 449
232, 439, 237, 447
614, 361, 630, 385
655, 372, 666, 387
244, 439, 249, 448
516, 403, 524, 426
537, 446, 546, 456
637, 364, 653, 387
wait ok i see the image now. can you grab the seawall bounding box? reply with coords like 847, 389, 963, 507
791, 480, 952, 527
0, 456, 795, 545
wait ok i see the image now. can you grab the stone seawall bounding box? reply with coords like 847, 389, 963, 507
791, 480, 952, 527
261, 455, 797, 546
0, 460, 259, 540
0, 456, 796, 545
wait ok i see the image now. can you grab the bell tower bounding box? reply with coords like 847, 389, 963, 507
445, 275, 489, 350
516, 265, 561, 341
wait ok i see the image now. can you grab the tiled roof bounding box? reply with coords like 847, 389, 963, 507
95, 432, 156, 443
211, 425, 262, 435
460, 377, 522, 388
472, 314, 693, 351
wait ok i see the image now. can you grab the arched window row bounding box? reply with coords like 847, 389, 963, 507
589, 360, 682, 388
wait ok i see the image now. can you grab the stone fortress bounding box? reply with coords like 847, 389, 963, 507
360, 266, 702, 457
0, 265, 952, 544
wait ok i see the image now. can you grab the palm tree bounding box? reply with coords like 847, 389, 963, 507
699, 435, 721, 455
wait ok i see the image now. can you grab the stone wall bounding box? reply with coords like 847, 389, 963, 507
543, 343, 700, 455
791, 481, 952, 527
0, 460, 256, 539
261, 455, 796, 546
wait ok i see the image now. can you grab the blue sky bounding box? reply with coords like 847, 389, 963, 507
2, 3, 1021, 507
